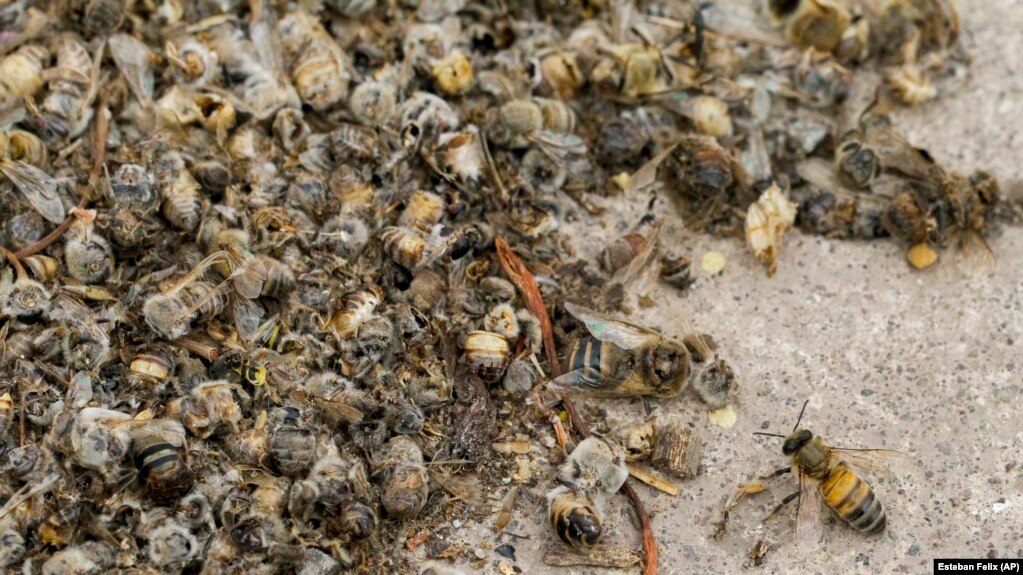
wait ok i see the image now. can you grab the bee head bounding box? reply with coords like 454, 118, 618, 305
782, 429, 813, 455
651, 343, 689, 384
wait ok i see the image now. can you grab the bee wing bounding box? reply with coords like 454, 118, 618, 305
831, 447, 911, 477
863, 122, 944, 182
548, 366, 628, 396
625, 142, 678, 195
795, 469, 825, 551
0, 161, 66, 223
109, 33, 155, 106
232, 258, 268, 300
231, 297, 265, 341
531, 131, 587, 165
563, 302, 658, 349
610, 221, 661, 288
954, 230, 997, 277
796, 158, 853, 193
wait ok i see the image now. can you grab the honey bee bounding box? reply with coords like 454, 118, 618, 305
39, 34, 102, 140
63, 219, 114, 284
463, 330, 510, 382
0, 130, 67, 224
203, 17, 300, 120
373, 435, 429, 520
129, 418, 194, 503
551, 303, 717, 400
754, 401, 908, 547
82, 0, 126, 37
40, 541, 116, 575
765, 0, 851, 53
129, 348, 175, 384
323, 285, 382, 341
547, 437, 629, 549
348, 78, 398, 127
155, 151, 202, 232
666, 135, 737, 205
432, 51, 474, 95
142, 251, 229, 340
266, 407, 317, 477
0, 268, 51, 320
0, 44, 47, 99
167, 379, 249, 438
278, 11, 352, 111
68, 407, 134, 484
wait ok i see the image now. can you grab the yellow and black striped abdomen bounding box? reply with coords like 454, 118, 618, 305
819, 465, 886, 533
569, 336, 604, 378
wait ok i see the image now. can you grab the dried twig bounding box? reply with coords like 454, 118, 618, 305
495, 236, 659, 575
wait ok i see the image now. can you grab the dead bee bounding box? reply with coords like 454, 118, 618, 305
129, 418, 194, 503
373, 435, 428, 520
547, 437, 629, 549
141, 252, 229, 340
278, 11, 352, 112
166, 379, 249, 438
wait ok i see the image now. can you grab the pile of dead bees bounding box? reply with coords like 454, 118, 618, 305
0, 0, 1006, 573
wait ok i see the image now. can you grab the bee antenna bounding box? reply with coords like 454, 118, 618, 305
792, 399, 810, 432
752, 432, 785, 439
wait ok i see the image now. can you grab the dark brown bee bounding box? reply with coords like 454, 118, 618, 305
268, 408, 317, 478
130, 419, 193, 503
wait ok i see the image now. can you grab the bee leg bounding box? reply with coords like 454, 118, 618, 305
763, 491, 799, 523
759, 466, 791, 479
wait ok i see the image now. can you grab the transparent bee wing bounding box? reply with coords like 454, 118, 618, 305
831, 447, 911, 477
862, 120, 944, 182
609, 221, 660, 290
168, 250, 229, 293
531, 131, 587, 165
700, 1, 787, 47
109, 33, 155, 106
795, 469, 825, 551
0, 160, 66, 223
232, 257, 268, 300
548, 366, 627, 395
231, 297, 265, 341
625, 142, 678, 195
564, 302, 658, 349
954, 230, 997, 277
796, 157, 852, 193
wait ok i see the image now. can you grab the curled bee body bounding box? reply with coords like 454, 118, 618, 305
551, 303, 710, 400
546, 486, 602, 549
130, 349, 175, 384
142, 252, 228, 340
349, 79, 398, 127
63, 219, 114, 284
463, 330, 510, 382
323, 286, 382, 341
130, 419, 193, 503
279, 11, 352, 112
155, 151, 202, 232
167, 379, 249, 438
69, 407, 134, 484
267, 408, 317, 477
0, 44, 47, 99
766, 0, 851, 53
40, 34, 102, 140
380, 226, 426, 268
756, 403, 907, 547
0, 270, 51, 320
374, 435, 428, 520
670, 136, 736, 203
546, 437, 629, 549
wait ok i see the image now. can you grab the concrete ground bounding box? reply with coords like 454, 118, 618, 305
428, 1, 1023, 573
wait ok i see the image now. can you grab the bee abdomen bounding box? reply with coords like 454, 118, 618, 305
569, 336, 602, 377
134, 441, 179, 478
820, 467, 886, 533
